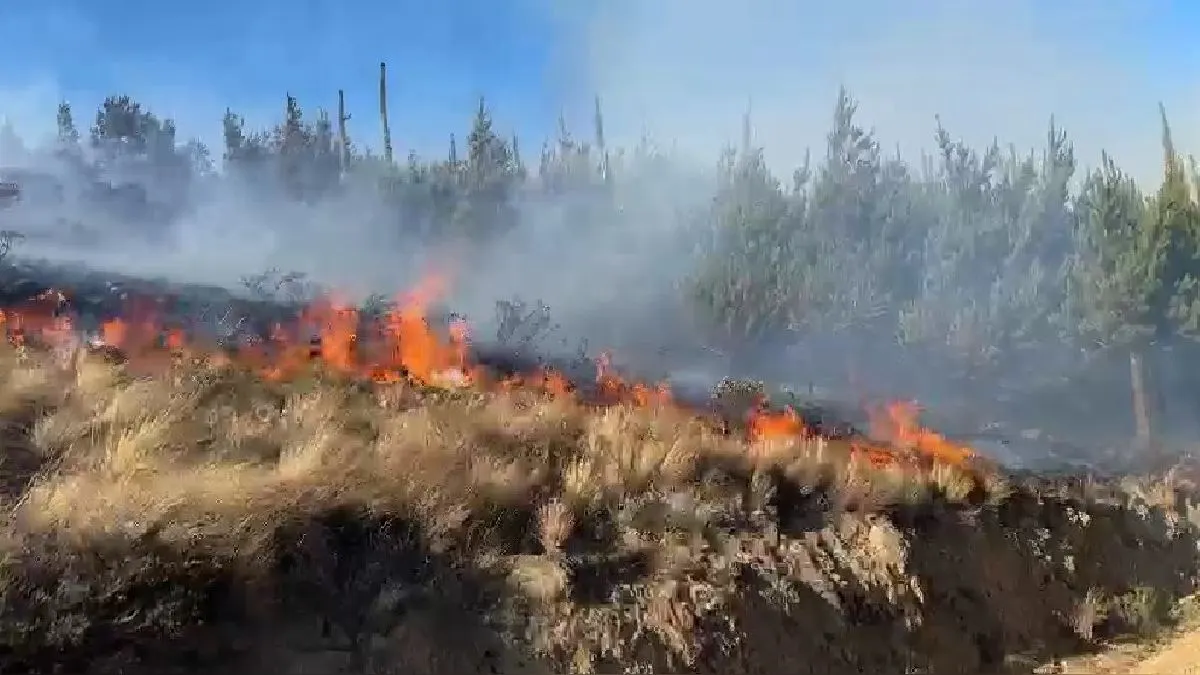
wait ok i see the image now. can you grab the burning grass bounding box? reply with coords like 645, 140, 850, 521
0, 337, 991, 547
0, 281, 1195, 674
0, 278, 1002, 553
0, 278, 991, 476
0, 328, 1003, 672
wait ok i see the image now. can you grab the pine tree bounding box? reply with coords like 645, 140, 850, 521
274, 94, 309, 199
807, 88, 907, 336
1069, 151, 1161, 449
511, 133, 525, 181
222, 109, 269, 178
91, 95, 152, 156
222, 109, 247, 166
310, 108, 341, 196
452, 97, 517, 238
1069, 153, 1155, 347
55, 102, 80, 151
690, 125, 798, 353
1153, 106, 1200, 339
594, 95, 610, 185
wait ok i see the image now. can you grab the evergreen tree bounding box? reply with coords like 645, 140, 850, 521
86, 95, 195, 223
1069, 153, 1155, 347
901, 119, 1076, 373
91, 95, 163, 159
1152, 107, 1200, 339
273, 95, 311, 200
452, 97, 518, 238
55, 102, 81, 157
222, 109, 270, 180
1066, 127, 1191, 450
690, 131, 797, 352
806, 89, 912, 335
309, 108, 342, 196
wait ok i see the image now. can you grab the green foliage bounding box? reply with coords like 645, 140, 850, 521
55, 103, 80, 148
451, 98, 520, 238
686, 89, 1085, 376
222, 109, 270, 171
89, 95, 185, 176
5, 84, 1199, 388
1068, 153, 1155, 347
806, 90, 915, 334
1066, 109, 1200, 349
680, 89, 1200, 386
897, 119, 1076, 368
689, 143, 800, 347
1152, 108, 1200, 339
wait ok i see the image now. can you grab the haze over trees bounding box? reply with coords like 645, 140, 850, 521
2, 76, 1199, 449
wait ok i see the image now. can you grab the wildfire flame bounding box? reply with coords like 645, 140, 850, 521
746, 395, 806, 442
867, 400, 976, 467
0, 276, 982, 473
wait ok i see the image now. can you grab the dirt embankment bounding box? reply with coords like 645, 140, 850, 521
0, 345, 1195, 674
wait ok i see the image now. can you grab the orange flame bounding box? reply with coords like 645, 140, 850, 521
0, 278, 983, 475
595, 352, 672, 407
746, 395, 807, 442
868, 400, 976, 466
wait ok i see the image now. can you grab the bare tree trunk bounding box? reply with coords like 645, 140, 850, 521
1130, 350, 1153, 453
378, 62, 393, 165
336, 89, 349, 178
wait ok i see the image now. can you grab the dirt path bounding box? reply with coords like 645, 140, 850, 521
1042, 596, 1200, 674
1128, 626, 1200, 674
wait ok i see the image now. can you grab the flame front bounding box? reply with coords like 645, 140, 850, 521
746, 396, 806, 442
0, 278, 982, 473
868, 400, 976, 466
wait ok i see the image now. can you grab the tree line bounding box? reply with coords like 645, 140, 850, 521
2, 73, 1199, 445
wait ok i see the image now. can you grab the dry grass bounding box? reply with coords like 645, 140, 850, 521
0, 343, 996, 554
0, 341, 1195, 674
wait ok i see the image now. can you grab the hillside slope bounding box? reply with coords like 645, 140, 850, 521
0, 340, 1194, 674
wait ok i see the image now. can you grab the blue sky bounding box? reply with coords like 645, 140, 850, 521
0, 0, 1198, 181
0, 0, 588, 158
